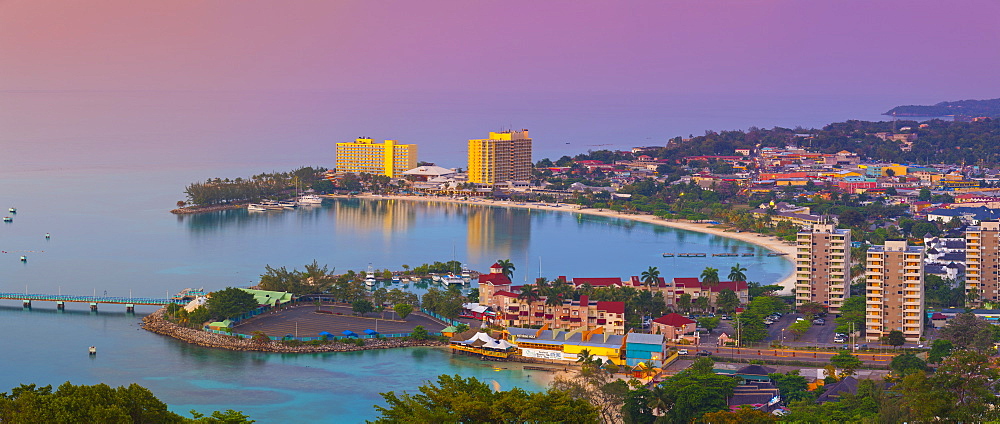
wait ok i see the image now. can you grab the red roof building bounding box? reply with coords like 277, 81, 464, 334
651, 313, 697, 340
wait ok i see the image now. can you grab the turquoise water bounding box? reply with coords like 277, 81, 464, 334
0, 90, 799, 422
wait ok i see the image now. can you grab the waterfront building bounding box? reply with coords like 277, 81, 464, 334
467, 129, 532, 185
865, 240, 925, 342
335, 137, 417, 177
623, 332, 666, 367
966, 221, 1000, 307
795, 223, 852, 314
506, 327, 626, 365
650, 313, 696, 342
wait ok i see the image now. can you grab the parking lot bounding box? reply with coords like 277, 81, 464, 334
234, 303, 447, 337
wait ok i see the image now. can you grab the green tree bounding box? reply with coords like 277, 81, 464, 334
885, 330, 906, 349
927, 339, 954, 364
651, 368, 738, 423
698, 316, 721, 333
205, 287, 259, 321
834, 295, 865, 334
727, 263, 747, 282
497, 259, 516, 279
677, 293, 692, 313
890, 352, 927, 377
830, 351, 863, 377
699, 408, 777, 423
768, 371, 811, 402
693, 296, 711, 312
715, 289, 740, 314
187, 307, 212, 328
640, 266, 660, 287
409, 325, 428, 340
352, 299, 375, 317
700, 267, 721, 290
371, 374, 599, 424
393, 303, 413, 320
939, 312, 996, 351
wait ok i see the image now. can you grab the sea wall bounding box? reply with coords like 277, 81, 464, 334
141, 309, 445, 353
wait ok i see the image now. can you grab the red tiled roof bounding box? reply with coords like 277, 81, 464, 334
491, 262, 502, 268
572, 277, 623, 287
630, 276, 667, 287
597, 301, 625, 314
479, 272, 512, 285
493, 290, 518, 298
709, 281, 749, 292
652, 313, 695, 327
673, 277, 700, 287
931, 313, 947, 320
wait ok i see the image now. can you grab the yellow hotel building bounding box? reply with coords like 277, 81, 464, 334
468, 130, 532, 185
335, 138, 417, 177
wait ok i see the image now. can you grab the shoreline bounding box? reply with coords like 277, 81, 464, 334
336, 194, 797, 294
141, 308, 446, 353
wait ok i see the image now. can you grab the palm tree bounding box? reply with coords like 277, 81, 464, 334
641, 266, 661, 287
497, 259, 516, 279
728, 263, 748, 283
700, 267, 720, 289
576, 349, 594, 365
517, 286, 541, 304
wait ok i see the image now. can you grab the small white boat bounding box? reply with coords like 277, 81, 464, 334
391, 276, 401, 284
297, 194, 324, 205
20, 255, 27, 262
461, 265, 472, 282
88, 346, 96, 355
279, 201, 298, 209
443, 274, 465, 285
260, 200, 283, 210
2, 217, 11, 222
8, 207, 15, 213
365, 265, 377, 286
247, 204, 267, 212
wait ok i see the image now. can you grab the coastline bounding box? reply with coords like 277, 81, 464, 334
141, 308, 446, 353
336, 194, 797, 294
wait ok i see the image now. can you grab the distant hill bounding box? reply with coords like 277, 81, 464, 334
885, 98, 1000, 118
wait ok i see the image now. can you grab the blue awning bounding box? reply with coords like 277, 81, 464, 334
364, 329, 378, 335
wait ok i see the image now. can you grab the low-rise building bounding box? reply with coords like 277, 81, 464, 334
651, 313, 696, 341
507, 327, 627, 365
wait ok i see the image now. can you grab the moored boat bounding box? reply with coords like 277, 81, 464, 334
443, 274, 465, 285
279, 200, 298, 209
247, 204, 267, 212
662, 253, 674, 257
678, 253, 707, 257
297, 194, 324, 205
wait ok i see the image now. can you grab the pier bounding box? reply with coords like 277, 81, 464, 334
0, 292, 185, 312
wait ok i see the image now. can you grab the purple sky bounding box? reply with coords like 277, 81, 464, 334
2, 0, 999, 98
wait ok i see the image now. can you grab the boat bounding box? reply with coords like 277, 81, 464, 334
88, 346, 96, 355
662, 253, 674, 257
678, 253, 707, 258
742, 253, 755, 257
45, 233, 51, 239
767, 252, 788, 257
712, 253, 738, 257
461, 264, 472, 282
297, 194, 324, 205
279, 201, 298, 209
260, 200, 283, 210
431, 274, 443, 282
2, 217, 11, 222
391, 276, 401, 284
20, 255, 27, 262
365, 264, 376, 287
8, 207, 15, 213
247, 204, 267, 212
443, 274, 465, 285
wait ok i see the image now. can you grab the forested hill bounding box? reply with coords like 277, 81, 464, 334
626, 118, 1000, 167
885, 98, 1000, 118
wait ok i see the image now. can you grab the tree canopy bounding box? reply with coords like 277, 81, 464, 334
206, 287, 259, 321
369, 375, 599, 423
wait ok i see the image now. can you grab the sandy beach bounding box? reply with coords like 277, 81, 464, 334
332, 194, 797, 294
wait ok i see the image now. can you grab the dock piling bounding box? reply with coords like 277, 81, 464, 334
90, 303, 98, 312
126, 304, 135, 313
22, 300, 30, 308
57, 301, 64, 310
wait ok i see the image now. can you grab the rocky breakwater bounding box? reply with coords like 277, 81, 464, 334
141, 309, 446, 353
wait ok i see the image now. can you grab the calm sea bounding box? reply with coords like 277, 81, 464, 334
0, 89, 883, 421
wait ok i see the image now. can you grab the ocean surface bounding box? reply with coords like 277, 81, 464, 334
0, 89, 890, 421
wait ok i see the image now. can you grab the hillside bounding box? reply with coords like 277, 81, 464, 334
885, 98, 1000, 118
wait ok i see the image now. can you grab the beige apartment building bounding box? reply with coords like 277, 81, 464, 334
966, 221, 1000, 307
795, 223, 852, 313
865, 240, 924, 342
467, 130, 532, 185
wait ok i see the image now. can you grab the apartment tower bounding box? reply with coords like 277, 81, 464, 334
865, 240, 924, 342
966, 221, 1000, 307
794, 223, 852, 313
335, 138, 417, 177
467, 130, 532, 185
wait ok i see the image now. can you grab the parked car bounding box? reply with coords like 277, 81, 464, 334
813, 319, 825, 325
833, 336, 846, 343
696, 350, 712, 357
678, 349, 689, 355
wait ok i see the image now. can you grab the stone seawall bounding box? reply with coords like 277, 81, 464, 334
141, 309, 446, 353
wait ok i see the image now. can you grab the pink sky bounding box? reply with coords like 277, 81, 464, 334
2, 0, 999, 98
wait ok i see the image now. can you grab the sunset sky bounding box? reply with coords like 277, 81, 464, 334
3, 0, 999, 99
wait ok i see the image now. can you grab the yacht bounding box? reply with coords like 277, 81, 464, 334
297, 194, 324, 205
443, 274, 465, 285
365, 264, 377, 287
279, 200, 298, 209
460, 265, 472, 283
247, 204, 267, 212
260, 200, 283, 210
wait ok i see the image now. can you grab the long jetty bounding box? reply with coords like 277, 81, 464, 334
0, 292, 185, 312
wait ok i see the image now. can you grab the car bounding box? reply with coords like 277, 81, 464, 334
796, 317, 805, 322
833, 337, 846, 343
813, 319, 825, 325
678, 349, 689, 355
696, 350, 712, 357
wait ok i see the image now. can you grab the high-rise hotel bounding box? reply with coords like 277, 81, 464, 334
335, 138, 417, 177
794, 223, 852, 313
467, 130, 532, 185
966, 221, 1000, 307
865, 240, 924, 342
